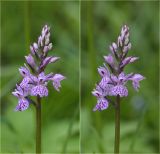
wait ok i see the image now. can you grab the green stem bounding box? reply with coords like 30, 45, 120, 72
114, 95, 120, 154
36, 96, 41, 154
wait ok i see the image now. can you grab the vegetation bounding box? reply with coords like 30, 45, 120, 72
1, 1, 159, 153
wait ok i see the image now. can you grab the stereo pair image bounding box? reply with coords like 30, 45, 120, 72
11, 25, 145, 154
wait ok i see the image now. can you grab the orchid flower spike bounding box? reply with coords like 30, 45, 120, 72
92, 25, 145, 111
12, 25, 66, 111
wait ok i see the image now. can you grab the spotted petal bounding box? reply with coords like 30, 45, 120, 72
31, 85, 48, 97
111, 85, 128, 97
15, 98, 29, 111
93, 98, 109, 111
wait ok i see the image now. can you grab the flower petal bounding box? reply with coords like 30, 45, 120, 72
19, 66, 30, 77
31, 85, 48, 97
111, 85, 128, 97
120, 57, 139, 68
132, 74, 145, 81
92, 89, 102, 98
25, 54, 36, 68
93, 98, 109, 111
118, 72, 133, 84
99, 78, 114, 95
51, 74, 66, 91
40, 56, 60, 70
20, 77, 32, 94
104, 54, 114, 66
12, 84, 28, 98
98, 66, 109, 77
131, 74, 145, 91
15, 98, 29, 111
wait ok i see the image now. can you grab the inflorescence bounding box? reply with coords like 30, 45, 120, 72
12, 25, 65, 111
92, 25, 145, 111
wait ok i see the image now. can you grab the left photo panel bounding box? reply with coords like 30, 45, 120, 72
1, 1, 80, 153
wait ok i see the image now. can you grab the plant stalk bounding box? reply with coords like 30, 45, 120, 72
114, 95, 120, 154
36, 96, 41, 154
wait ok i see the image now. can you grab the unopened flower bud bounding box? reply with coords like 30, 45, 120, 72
120, 56, 139, 68
42, 25, 50, 37
112, 42, 117, 50
43, 46, 49, 53
25, 54, 36, 68
38, 36, 42, 46
124, 38, 129, 45
109, 45, 114, 53
123, 43, 131, 53
127, 43, 131, 50
123, 46, 128, 53
40, 56, 60, 71
33, 43, 38, 50
48, 43, 52, 50
45, 38, 50, 45
30, 46, 35, 55
104, 54, 114, 66
118, 36, 122, 47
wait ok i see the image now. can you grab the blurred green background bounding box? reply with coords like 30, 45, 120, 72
81, 1, 159, 153
1, 0, 159, 154
1, 1, 79, 153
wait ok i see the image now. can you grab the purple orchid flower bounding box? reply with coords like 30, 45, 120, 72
51, 74, 66, 92
12, 25, 65, 111
92, 25, 145, 111
12, 85, 30, 111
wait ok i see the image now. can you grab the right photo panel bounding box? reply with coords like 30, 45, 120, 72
81, 1, 159, 153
